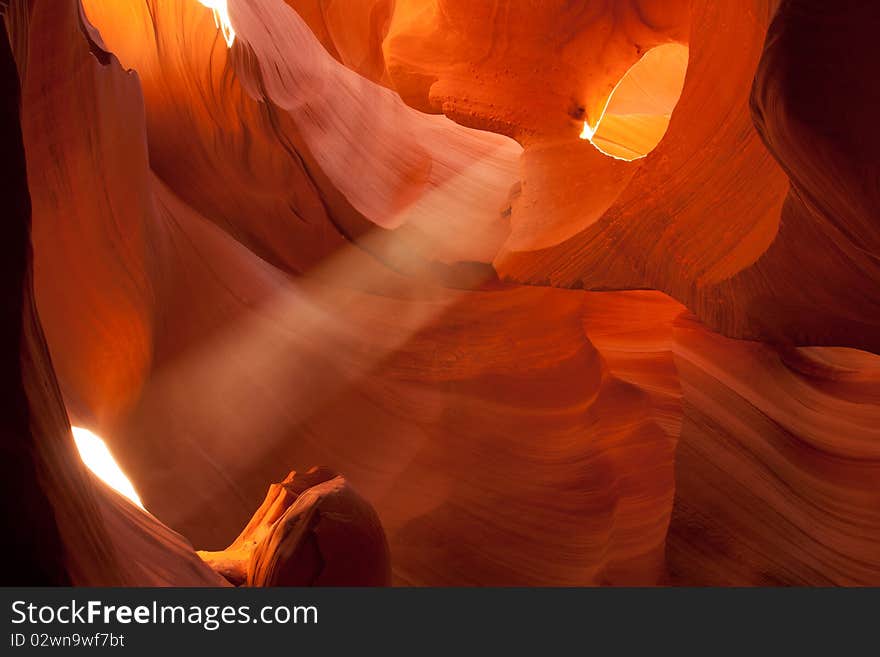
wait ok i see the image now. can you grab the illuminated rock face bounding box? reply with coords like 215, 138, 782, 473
496, 0, 880, 352
4, 0, 879, 585
199, 467, 391, 587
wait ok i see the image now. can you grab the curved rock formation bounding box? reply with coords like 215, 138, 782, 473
495, 0, 880, 352
5, 0, 880, 586
199, 467, 391, 586
668, 324, 880, 585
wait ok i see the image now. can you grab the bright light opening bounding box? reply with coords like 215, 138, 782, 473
72, 426, 145, 509
198, 0, 235, 48
579, 43, 689, 161
579, 122, 597, 141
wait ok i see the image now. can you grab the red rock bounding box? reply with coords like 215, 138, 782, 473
200, 467, 391, 586
4, 0, 879, 586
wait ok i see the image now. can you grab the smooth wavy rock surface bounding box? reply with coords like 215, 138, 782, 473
5, 0, 879, 585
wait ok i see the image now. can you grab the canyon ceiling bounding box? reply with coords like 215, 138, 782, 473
2, 0, 879, 586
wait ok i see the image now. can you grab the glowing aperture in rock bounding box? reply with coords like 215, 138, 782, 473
579, 121, 597, 141
198, 0, 235, 47
72, 426, 145, 509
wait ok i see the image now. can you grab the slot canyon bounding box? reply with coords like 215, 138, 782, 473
2, 0, 879, 586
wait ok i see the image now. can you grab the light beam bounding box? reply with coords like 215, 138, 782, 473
72, 426, 145, 509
